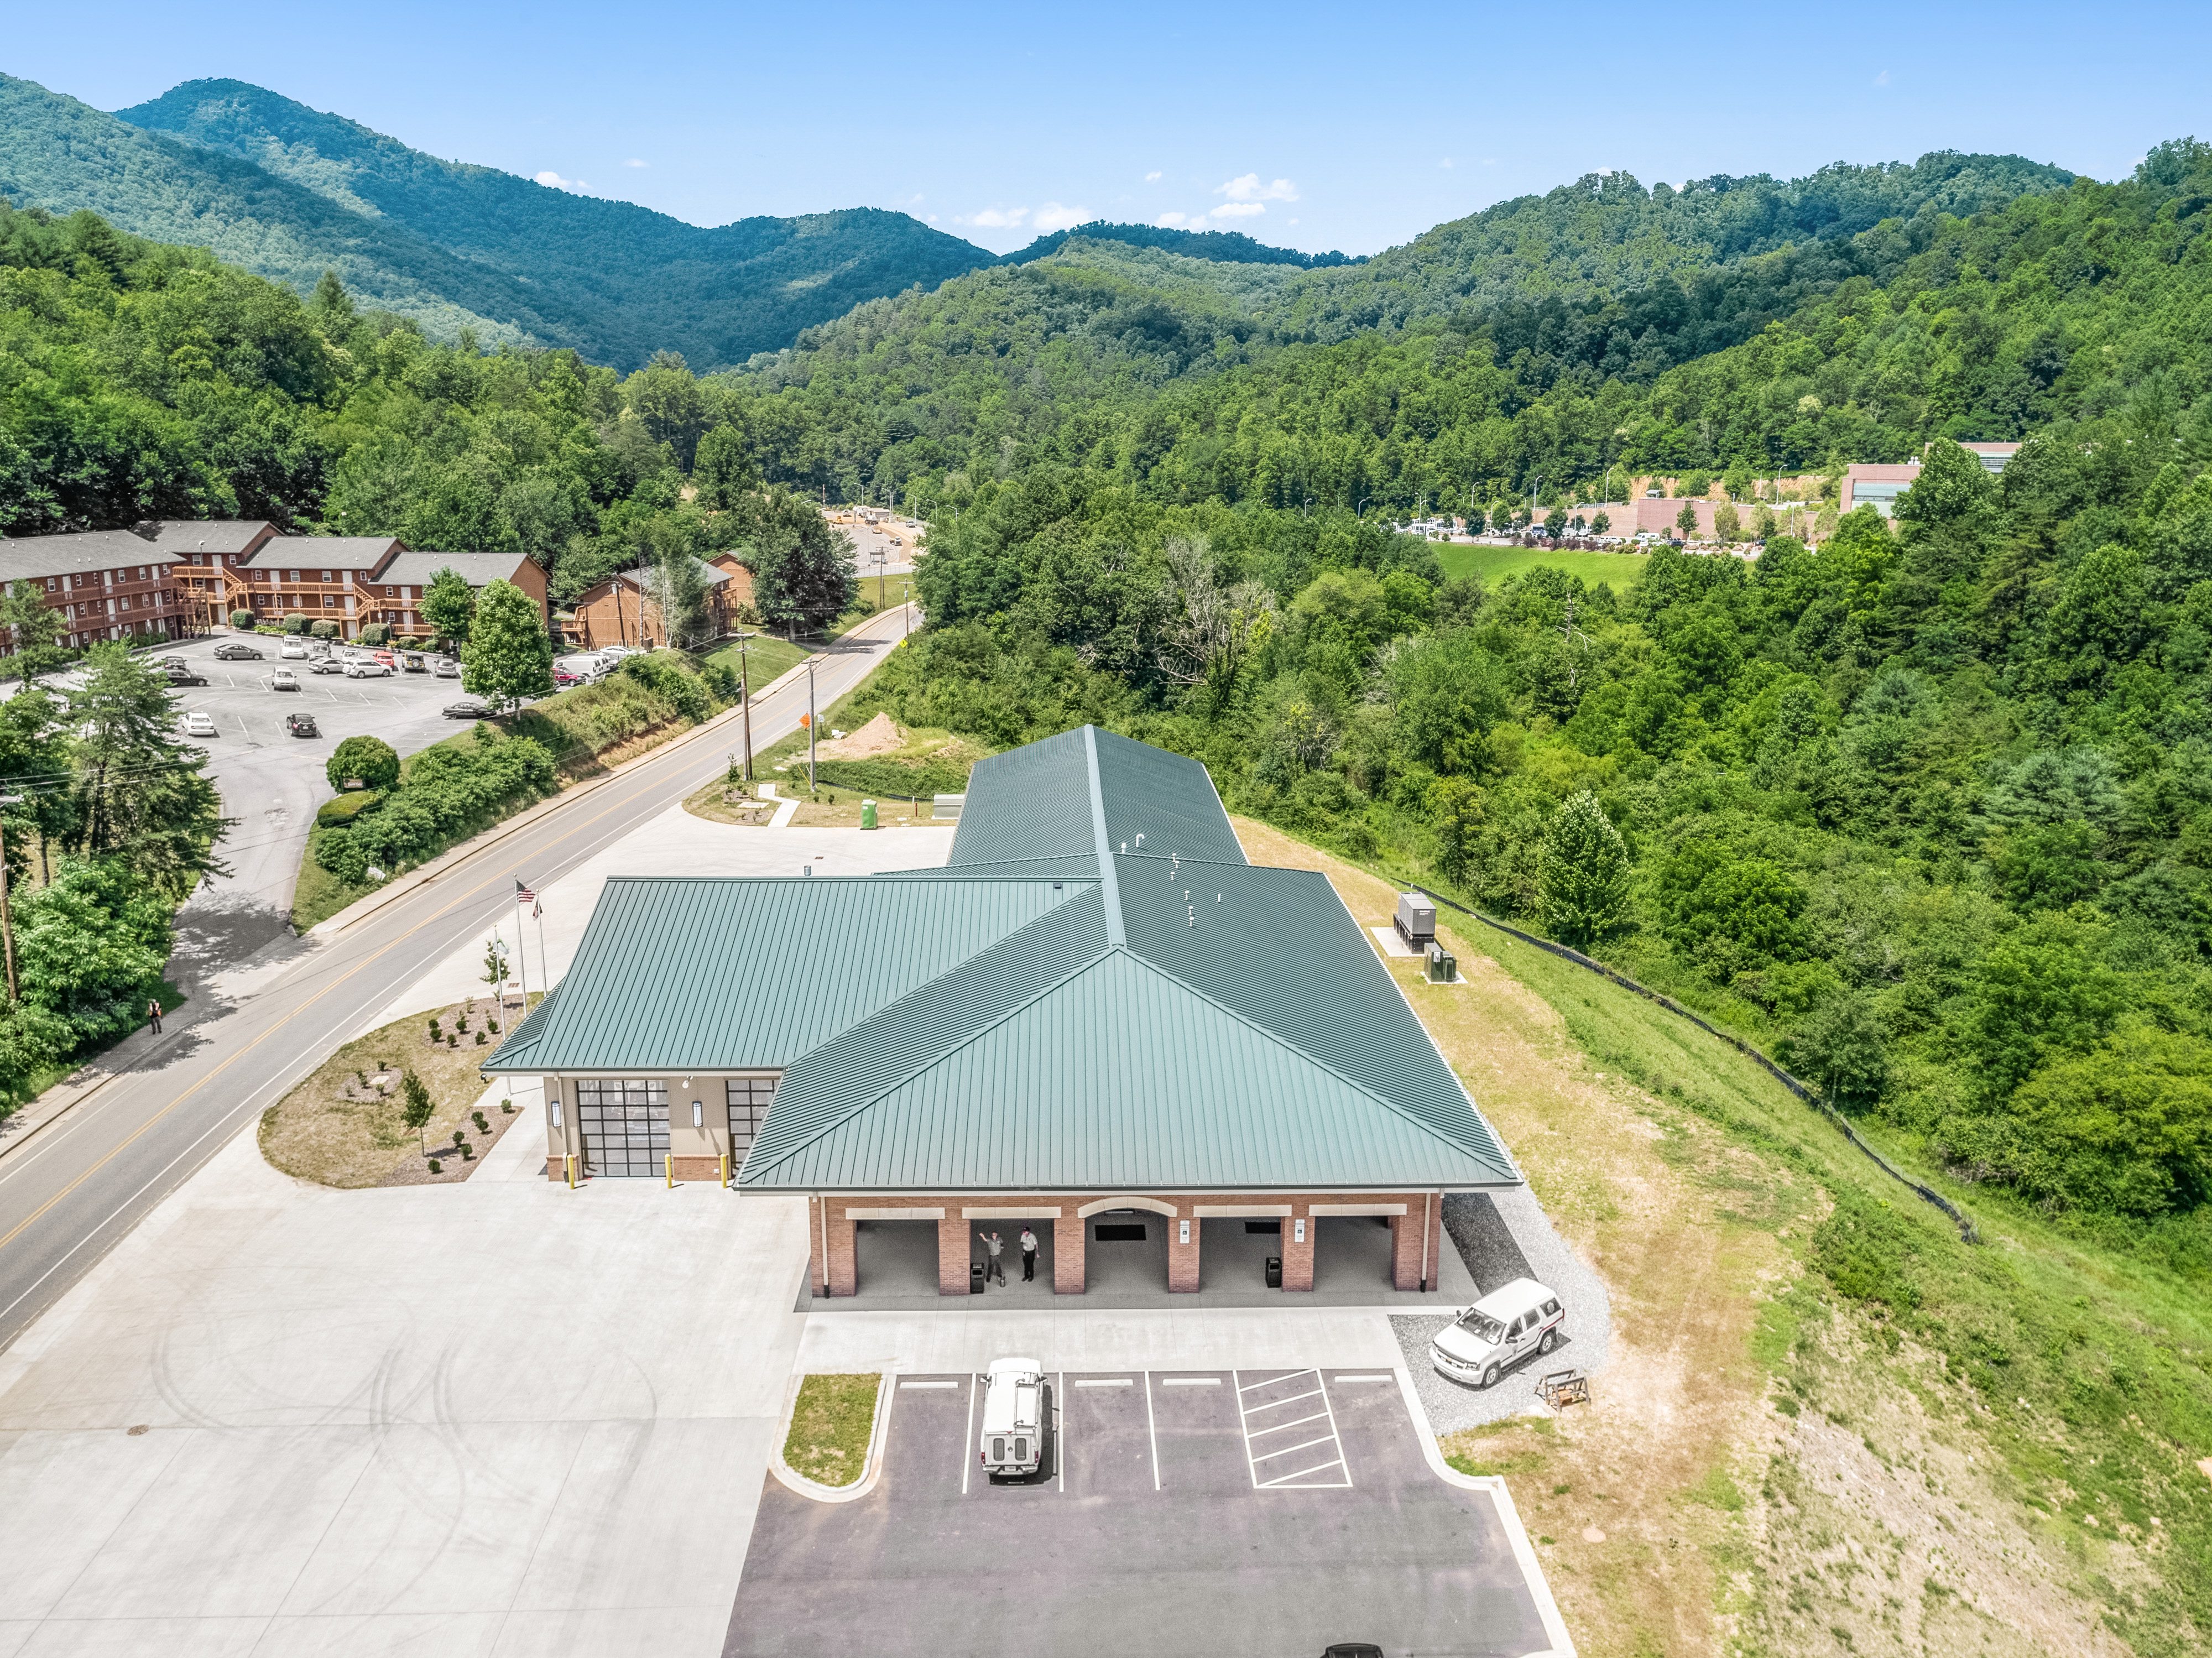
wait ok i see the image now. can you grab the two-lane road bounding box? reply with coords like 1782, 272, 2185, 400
0, 609, 916, 1355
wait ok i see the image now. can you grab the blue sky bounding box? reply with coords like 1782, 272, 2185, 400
18, 1, 2207, 256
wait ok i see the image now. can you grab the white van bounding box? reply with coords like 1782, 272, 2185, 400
977, 1357, 1048, 1477
1431, 1277, 1564, 1389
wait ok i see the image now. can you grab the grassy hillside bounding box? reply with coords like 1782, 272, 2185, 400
1248, 816, 2208, 1655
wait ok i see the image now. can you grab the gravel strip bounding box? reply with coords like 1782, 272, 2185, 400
1394, 1191, 1614, 1435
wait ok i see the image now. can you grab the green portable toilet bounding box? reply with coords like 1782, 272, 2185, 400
860, 799, 878, 830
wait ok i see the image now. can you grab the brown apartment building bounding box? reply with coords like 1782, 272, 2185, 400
0, 520, 549, 651
567, 554, 752, 651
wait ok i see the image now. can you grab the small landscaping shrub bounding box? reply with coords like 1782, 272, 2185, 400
446, 1034, 457, 1047
487, 1019, 500, 1033
475, 1030, 487, 1045
428, 1158, 441, 1173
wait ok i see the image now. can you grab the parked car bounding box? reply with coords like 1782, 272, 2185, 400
183, 711, 218, 738
372, 649, 398, 668
442, 697, 493, 719
345, 660, 392, 679
279, 640, 309, 660
213, 642, 263, 661
977, 1356, 1048, 1478
432, 658, 460, 679
285, 712, 320, 738
162, 663, 208, 687
310, 656, 348, 675
400, 652, 427, 672
271, 669, 300, 691
1430, 1278, 1564, 1389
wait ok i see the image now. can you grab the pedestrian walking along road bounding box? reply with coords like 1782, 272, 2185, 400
145, 998, 163, 1037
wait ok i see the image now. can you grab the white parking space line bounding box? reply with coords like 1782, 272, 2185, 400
1333, 1374, 1394, 1383
1073, 1378, 1132, 1388
962, 1371, 977, 1495
1143, 1372, 1160, 1492
1160, 1377, 1219, 1386
1234, 1369, 1354, 1491
1057, 1369, 1066, 1493
900, 1380, 958, 1390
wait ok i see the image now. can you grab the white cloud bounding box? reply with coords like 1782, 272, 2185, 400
1215, 173, 1298, 204
1144, 170, 1162, 182
623, 158, 648, 168
1208, 201, 1266, 220
1873, 67, 1891, 86
1031, 201, 1091, 233
961, 205, 1030, 228
1288, 217, 1299, 226
535, 170, 588, 191
1440, 157, 1455, 169
1156, 211, 1188, 227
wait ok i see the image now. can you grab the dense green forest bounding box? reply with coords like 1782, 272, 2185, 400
994, 220, 1364, 269
1, 73, 993, 369
717, 148, 2195, 514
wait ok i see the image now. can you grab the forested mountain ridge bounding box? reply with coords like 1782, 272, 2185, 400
720, 147, 2202, 519
107, 79, 996, 371
0, 72, 993, 370
993, 220, 1363, 268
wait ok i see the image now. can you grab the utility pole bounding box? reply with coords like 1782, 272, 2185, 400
0, 794, 20, 1001
806, 654, 818, 794
733, 630, 756, 781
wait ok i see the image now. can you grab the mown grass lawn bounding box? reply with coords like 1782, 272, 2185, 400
1433, 544, 1651, 591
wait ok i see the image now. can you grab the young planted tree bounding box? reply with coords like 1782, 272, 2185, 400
400, 1068, 435, 1154
421, 568, 478, 649
1, 581, 67, 681
1675, 501, 1701, 539
1536, 790, 1630, 948
460, 580, 555, 713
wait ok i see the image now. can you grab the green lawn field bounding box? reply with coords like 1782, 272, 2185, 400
1434, 544, 1650, 591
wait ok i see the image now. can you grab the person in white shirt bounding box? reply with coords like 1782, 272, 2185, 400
1019, 1227, 1039, 1281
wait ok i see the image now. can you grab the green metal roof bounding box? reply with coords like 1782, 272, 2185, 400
484, 875, 1092, 1075
950, 726, 1247, 871
743, 950, 1501, 1191
492, 724, 1521, 1192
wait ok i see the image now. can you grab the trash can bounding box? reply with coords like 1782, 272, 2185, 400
860, 799, 878, 830
1265, 1255, 1282, 1289
971, 1261, 985, 1295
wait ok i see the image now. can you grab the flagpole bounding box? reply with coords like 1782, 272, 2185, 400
535, 893, 549, 1003
514, 914, 528, 1021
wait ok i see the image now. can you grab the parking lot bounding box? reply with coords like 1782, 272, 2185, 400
145, 640, 484, 976
726, 1367, 1552, 1657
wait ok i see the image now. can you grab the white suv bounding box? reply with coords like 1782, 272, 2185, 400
1431, 1278, 1564, 1389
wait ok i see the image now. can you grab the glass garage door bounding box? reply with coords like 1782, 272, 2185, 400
577, 1079, 668, 1177
727, 1076, 778, 1166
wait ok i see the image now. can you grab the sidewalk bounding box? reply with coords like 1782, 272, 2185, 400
0, 1001, 211, 1167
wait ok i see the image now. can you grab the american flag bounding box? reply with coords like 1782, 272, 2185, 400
516, 880, 540, 918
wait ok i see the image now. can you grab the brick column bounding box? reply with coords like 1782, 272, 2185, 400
938, 1213, 971, 1296
1054, 1213, 1085, 1295
1283, 1208, 1315, 1291
1389, 1211, 1422, 1291
826, 1205, 857, 1296
807, 1197, 826, 1296
1168, 1209, 1199, 1292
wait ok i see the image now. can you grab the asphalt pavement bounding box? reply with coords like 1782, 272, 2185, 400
156, 643, 474, 981
0, 606, 916, 1357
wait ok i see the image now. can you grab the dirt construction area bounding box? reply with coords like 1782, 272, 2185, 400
726, 1368, 1558, 1657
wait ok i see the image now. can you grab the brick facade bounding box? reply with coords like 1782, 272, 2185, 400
809, 1191, 1445, 1298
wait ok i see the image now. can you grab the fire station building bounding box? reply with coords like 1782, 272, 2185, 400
483, 726, 1522, 1297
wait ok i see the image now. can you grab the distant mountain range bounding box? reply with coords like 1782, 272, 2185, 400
0, 70, 2077, 376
